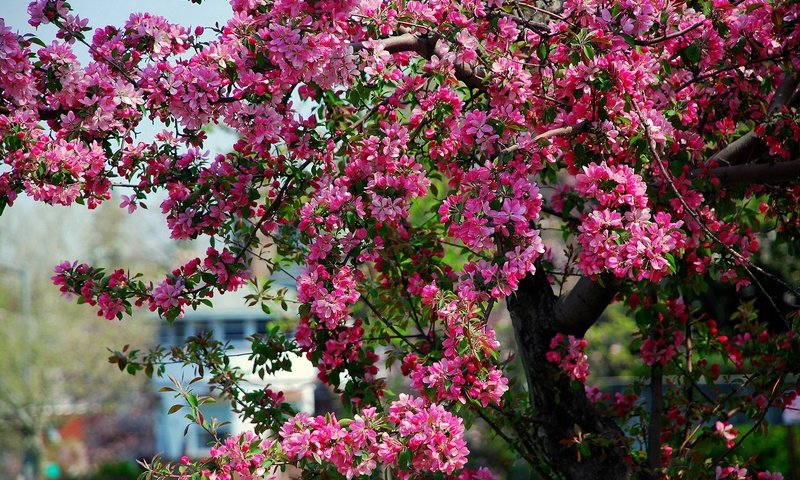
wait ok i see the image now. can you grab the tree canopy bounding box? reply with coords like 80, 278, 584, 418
2, 0, 800, 478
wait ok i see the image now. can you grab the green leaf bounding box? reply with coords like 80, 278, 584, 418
537, 42, 548, 61
582, 44, 595, 61
684, 43, 701, 64
745, 2, 763, 13
665, 252, 677, 274
621, 34, 636, 47
27, 36, 47, 48
580, 443, 592, 458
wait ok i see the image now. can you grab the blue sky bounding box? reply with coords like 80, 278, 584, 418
0, 0, 239, 270
4, 0, 232, 43
3, 0, 240, 164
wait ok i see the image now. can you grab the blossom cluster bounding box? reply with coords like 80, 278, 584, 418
406, 292, 508, 407
714, 421, 738, 449
51, 246, 247, 321
438, 159, 546, 299
715, 466, 783, 480
576, 162, 686, 281
203, 432, 275, 480
640, 329, 685, 366
547, 334, 590, 383
279, 395, 470, 478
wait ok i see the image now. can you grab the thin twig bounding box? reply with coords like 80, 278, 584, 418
515, 1, 567, 21
635, 21, 705, 46
712, 376, 785, 466
359, 295, 423, 354
676, 51, 797, 93
232, 158, 313, 266
632, 101, 793, 319
502, 121, 590, 154
52, 18, 140, 88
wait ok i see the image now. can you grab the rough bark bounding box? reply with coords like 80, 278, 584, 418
507, 268, 633, 480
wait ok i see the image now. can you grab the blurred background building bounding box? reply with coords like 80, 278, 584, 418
150, 290, 322, 461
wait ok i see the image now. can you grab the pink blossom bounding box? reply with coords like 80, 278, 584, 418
150, 279, 184, 315
547, 334, 590, 383
715, 421, 738, 449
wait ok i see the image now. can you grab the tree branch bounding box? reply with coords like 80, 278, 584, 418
554, 274, 618, 338
493, 12, 550, 36
502, 120, 591, 154
691, 158, 800, 185
38, 109, 63, 121
352, 34, 485, 89
709, 130, 764, 165
0, 105, 62, 121
647, 365, 664, 471
768, 72, 800, 116
634, 20, 705, 46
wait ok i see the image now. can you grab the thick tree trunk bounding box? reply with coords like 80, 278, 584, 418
507, 269, 633, 480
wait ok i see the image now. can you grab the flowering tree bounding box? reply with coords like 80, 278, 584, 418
2, 0, 800, 478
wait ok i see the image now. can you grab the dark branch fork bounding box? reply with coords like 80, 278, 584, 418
706, 72, 800, 168
506, 268, 632, 480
